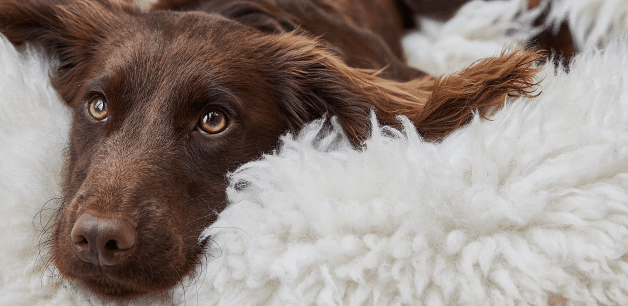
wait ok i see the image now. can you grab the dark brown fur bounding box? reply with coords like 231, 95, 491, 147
0, 0, 541, 300
528, 0, 578, 67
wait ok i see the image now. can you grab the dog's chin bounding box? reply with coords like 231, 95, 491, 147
63, 268, 178, 301
80, 276, 149, 300
52, 251, 189, 301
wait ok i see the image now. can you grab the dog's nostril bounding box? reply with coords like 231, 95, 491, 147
71, 213, 136, 266
75, 235, 89, 247
105, 239, 120, 250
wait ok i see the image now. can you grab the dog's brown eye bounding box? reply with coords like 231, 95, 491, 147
198, 110, 228, 134
88, 96, 108, 121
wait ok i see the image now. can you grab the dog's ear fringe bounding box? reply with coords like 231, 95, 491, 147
357, 48, 543, 142
408, 48, 544, 140
267, 33, 544, 145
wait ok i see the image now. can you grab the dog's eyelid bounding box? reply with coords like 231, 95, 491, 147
201, 101, 236, 117
85, 89, 104, 98
196, 94, 241, 122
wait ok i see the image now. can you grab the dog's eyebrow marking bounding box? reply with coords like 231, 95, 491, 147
213, 86, 243, 108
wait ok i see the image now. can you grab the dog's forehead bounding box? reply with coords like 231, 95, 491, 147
95, 12, 268, 100
102, 12, 251, 76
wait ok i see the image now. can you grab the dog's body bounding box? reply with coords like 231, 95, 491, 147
0, 0, 540, 300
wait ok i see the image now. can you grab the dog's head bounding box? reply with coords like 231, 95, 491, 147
0, 0, 435, 299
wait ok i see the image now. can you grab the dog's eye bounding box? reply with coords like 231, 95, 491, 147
87, 96, 108, 121
198, 110, 228, 134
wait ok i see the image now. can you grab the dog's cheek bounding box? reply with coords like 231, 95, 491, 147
179, 158, 229, 225
63, 113, 107, 193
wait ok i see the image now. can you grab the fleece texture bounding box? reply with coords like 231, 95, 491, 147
1, 0, 628, 305
191, 39, 628, 305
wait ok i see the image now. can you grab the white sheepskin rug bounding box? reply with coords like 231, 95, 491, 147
2, 0, 628, 305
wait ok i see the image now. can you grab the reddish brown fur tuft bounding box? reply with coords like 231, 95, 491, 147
411, 49, 543, 139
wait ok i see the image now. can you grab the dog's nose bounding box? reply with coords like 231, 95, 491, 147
71, 213, 136, 266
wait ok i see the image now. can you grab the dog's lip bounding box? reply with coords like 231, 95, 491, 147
64, 257, 185, 299
64, 262, 146, 290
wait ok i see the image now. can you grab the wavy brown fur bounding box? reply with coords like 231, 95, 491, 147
264, 34, 543, 144
362, 49, 543, 141
409, 49, 543, 139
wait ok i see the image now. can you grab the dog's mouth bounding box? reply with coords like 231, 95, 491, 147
61, 260, 183, 300
77, 274, 151, 300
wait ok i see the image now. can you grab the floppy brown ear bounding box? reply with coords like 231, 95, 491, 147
266, 34, 543, 145
0, 0, 136, 103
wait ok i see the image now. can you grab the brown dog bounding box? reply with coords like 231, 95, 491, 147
0, 0, 540, 300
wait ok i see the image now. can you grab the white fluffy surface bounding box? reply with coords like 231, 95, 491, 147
403, 0, 541, 74
2, 0, 628, 305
